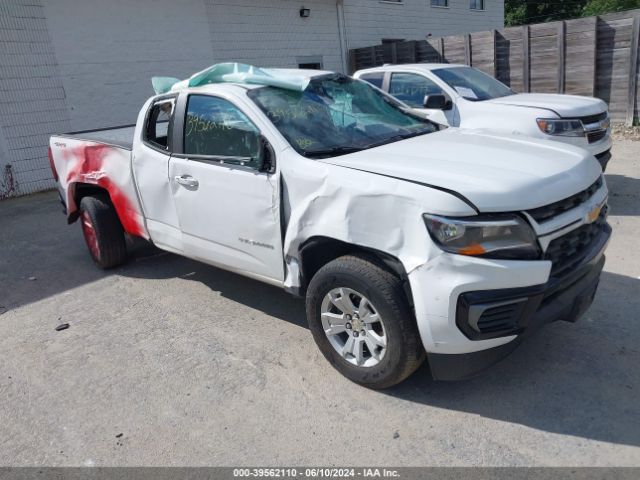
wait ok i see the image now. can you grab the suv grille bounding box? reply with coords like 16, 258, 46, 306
544, 206, 608, 278
578, 111, 607, 125
588, 130, 607, 143
527, 177, 603, 223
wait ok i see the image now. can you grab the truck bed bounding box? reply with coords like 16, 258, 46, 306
56, 124, 137, 150
49, 124, 148, 240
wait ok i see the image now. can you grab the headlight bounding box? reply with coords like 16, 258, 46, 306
423, 214, 540, 260
536, 118, 585, 137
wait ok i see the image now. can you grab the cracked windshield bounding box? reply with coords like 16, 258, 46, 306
248, 74, 437, 158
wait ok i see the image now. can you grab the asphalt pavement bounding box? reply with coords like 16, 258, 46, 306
0, 141, 638, 466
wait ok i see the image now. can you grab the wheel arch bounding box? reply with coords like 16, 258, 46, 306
297, 236, 414, 307
66, 182, 111, 224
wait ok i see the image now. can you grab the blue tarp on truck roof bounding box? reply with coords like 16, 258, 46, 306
152, 63, 312, 95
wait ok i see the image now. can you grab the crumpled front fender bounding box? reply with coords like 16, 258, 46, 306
279, 152, 476, 291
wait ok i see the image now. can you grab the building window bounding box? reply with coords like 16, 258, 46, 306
299, 62, 322, 70
470, 0, 485, 10
297, 56, 323, 70
431, 0, 448, 7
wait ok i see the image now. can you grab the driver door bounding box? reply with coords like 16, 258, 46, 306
169, 93, 284, 283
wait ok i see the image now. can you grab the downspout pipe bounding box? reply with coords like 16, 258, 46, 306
336, 0, 349, 73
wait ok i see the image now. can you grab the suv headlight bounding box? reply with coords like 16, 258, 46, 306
423, 214, 540, 260
536, 118, 584, 137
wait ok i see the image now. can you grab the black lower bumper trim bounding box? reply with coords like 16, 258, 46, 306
428, 240, 607, 381
595, 149, 611, 171
455, 223, 610, 342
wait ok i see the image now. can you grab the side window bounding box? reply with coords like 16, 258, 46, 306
359, 72, 384, 89
184, 95, 261, 169
144, 98, 174, 151
389, 73, 444, 108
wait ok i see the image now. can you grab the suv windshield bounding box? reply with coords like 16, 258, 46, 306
248, 74, 437, 158
432, 66, 514, 101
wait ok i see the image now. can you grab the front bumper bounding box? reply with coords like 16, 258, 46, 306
542, 130, 612, 167
584, 132, 612, 158
408, 221, 611, 381
429, 248, 605, 380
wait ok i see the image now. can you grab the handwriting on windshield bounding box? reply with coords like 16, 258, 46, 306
266, 103, 324, 122
295, 138, 316, 149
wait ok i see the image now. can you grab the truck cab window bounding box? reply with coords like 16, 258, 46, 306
144, 99, 174, 150
389, 73, 444, 108
359, 72, 384, 89
184, 95, 261, 168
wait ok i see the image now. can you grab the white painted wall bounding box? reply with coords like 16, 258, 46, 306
44, 0, 214, 131
0, 0, 503, 197
204, 0, 345, 72
343, 0, 505, 48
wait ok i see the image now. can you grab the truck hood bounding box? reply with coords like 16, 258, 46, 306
486, 93, 607, 118
321, 128, 602, 212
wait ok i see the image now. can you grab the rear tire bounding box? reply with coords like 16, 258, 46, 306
306, 254, 425, 389
79, 195, 127, 269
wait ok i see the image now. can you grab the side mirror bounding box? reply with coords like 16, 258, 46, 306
423, 94, 450, 110
258, 135, 276, 174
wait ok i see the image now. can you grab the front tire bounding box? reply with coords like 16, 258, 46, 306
306, 254, 425, 389
79, 195, 127, 269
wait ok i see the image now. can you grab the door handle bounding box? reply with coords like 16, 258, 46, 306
174, 175, 199, 188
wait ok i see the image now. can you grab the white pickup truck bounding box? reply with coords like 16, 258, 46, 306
354, 64, 612, 170
49, 64, 611, 388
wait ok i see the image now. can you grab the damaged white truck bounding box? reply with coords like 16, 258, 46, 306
49, 64, 611, 388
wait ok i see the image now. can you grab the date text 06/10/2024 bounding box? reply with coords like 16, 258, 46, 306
232, 468, 400, 478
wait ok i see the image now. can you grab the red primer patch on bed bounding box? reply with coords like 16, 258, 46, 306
98, 176, 145, 237
65, 144, 145, 237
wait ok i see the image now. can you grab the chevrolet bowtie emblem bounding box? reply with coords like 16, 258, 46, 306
586, 204, 602, 224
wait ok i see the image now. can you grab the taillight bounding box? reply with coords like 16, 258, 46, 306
48, 146, 59, 182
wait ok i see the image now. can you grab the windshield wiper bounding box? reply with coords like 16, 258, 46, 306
302, 129, 432, 158
364, 129, 433, 149
302, 145, 364, 159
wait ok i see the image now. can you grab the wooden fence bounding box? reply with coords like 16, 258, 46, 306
349, 9, 640, 125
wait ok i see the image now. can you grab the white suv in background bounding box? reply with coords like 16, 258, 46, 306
354, 64, 612, 170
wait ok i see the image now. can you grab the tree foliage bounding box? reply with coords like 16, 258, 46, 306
583, 0, 640, 16
505, 0, 587, 26
505, 0, 640, 26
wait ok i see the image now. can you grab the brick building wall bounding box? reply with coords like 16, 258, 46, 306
0, 0, 71, 196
